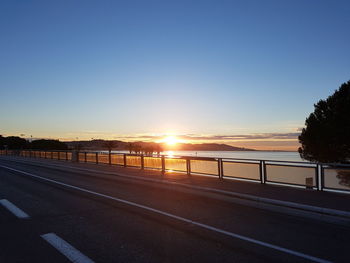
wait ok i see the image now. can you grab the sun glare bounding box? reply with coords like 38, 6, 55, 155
163, 136, 178, 145
165, 151, 175, 157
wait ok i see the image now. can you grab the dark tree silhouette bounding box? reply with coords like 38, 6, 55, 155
126, 142, 134, 154
298, 81, 350, 163
31, 139, 68, 150
73, 143, 83, 151
143, 145, 154, 156
155, 144, 163, 156
0, 135, 5, 149
133, 144, 142, 154
103, 141, 118, 153
3, 136, 28, 149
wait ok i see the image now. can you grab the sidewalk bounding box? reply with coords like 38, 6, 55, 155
1, 155, 350, 215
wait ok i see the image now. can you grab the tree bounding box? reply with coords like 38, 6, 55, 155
143, 145, 154, 156
155, 143, 163, 156
30, 139, 68, 150
103, 140, 118, 154
133, 144, 142, 154
0, 135, 5, 149
298, 81, 350, 163
126, 142, 134, 154
3, 136, 28, 149
73, 143, 83, 152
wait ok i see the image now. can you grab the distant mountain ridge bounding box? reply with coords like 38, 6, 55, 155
177, 143, 254, 151
64, 140, 255, 151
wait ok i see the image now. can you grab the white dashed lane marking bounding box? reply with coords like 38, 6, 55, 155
0, 199, 30, 219
1, 164, 332, 263
41, 233, 95, 263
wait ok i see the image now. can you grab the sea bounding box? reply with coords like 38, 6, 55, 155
106, 150, 349, 190
111, 150, 305, 162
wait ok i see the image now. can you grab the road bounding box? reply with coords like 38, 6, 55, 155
0, 157, 348, 262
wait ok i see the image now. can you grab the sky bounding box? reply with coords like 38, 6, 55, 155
0, 0, 349, 150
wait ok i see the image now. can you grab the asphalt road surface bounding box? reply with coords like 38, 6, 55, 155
0, 157, 348, 263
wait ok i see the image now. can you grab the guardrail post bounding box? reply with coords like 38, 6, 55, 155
51, 151, 53, 159
161, 155, 165, 175
141, 154, 144, 170
218, 158, 223, 179
58, 151, 60, 160
66, 151, 68, 161
84, 152, 87, 162
316, 164, 321, 191
186, 158, 191, 175
260, 161, 266, 184
124, 154, 127, 167
96, 152, 99, 164
320, 164, 324, 191
108, 152, 111, 165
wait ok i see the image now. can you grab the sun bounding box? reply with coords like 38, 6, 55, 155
158, 135, 186, 146
162, 136, 179, 145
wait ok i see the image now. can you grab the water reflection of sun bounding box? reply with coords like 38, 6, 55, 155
165, 150, 175, 157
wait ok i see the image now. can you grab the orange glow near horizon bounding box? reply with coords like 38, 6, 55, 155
26, 133, 299, 151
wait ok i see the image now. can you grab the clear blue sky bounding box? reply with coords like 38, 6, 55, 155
1, 0, 349, 150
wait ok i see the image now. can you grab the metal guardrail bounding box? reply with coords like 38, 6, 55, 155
1, 149, 350, 194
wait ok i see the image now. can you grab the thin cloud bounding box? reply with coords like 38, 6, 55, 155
174, 133, 300, 141
59, 132, 301, 143
111, 133, 301, 142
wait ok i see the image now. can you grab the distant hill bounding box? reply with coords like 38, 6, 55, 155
177, 143, 253, 151
64, 139, 255, 151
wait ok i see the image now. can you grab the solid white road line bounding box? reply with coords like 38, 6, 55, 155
0, 199, 30, 219
0, 164, 332, 263
41, 233, 94, 263
6, 157, 350, 219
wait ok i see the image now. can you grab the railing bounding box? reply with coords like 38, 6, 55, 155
1, 149, 350, 194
